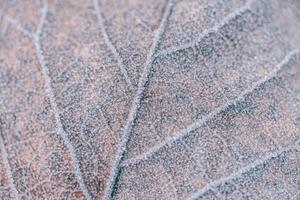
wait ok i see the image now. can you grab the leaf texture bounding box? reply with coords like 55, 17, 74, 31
0, 0, 300, 200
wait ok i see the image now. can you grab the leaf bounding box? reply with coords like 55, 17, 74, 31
0, 0, 300, 200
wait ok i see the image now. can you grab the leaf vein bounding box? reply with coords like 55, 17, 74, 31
103, 0, 177, 199
154, 0, 254, 58
188, 139, 300, 200
33, 1, 93, 199
121, 49, 300, 167
0, 132, 20, 200
93, 0, 134, 90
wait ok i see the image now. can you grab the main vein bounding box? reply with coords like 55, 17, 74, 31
122, 49, 300, 167
102, 0, 177, 199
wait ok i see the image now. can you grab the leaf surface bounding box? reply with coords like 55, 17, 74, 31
0, 0, 300, 199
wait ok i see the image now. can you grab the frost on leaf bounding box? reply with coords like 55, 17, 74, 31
196, 149, 300, 200
0, 0, 43, 33
39, 0, 135, 198
124, 0, 300, 160
97, 0, 168, 87
0, 25, 85, 199
20, 0, 176, 199
158, 0, 248, 51
117, 51, 300, 199
0, 0, 300, 199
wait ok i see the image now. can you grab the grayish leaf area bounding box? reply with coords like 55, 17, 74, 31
0, 0, 299, 200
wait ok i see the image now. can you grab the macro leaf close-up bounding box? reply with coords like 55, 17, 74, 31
0, 0, 300, 199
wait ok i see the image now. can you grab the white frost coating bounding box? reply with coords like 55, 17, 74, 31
103, 0, 177, 199
122, 49, 300, 167
34, 35, 94, 200
93, 0, 134, 90
33, 1, 93, 200
188, 141, 300, 200
0, 135, 20, 200
155, 0, 255, 58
